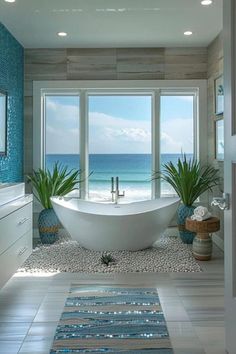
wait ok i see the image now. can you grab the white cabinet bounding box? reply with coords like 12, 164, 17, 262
0, 195, 33, 289
0, 183, 25, 206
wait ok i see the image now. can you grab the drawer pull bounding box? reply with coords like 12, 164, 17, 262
18, 247, 28, 256
18, 217, 29, 226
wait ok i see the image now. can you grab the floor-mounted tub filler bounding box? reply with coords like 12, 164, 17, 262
51, 197, 180, 251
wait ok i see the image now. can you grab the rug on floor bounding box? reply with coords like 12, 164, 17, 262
50, 285, 173, 354
18, 230, 201, 273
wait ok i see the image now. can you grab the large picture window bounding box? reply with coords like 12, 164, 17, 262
34, 80, 206, 202
88, 95, 152, 201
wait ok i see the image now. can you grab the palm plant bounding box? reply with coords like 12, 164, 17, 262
27, 162, 81, 209
27, 162, 81, 244
155, 154, 220, 206
153, 154, 220, 244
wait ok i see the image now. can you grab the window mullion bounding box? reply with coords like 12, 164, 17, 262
193, 92, 199, 160
152, 89, 161, 199
42, 93, 46, 170
79, 90, 89, 199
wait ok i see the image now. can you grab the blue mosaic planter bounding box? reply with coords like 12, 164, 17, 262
177, 204, 196, 244
38, 209, 60, 244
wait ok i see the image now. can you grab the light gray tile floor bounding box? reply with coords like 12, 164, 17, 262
0, 243, 225, 354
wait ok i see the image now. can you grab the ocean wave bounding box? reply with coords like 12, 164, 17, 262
89, 171, 151, 175
88, 190, 152, 202
88, 189, 176, 202
89, 179, 151, 184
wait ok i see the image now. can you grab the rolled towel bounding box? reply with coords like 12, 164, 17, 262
193, 206, 209, 218
191, 210, 212, 221
191, 206, 211, 221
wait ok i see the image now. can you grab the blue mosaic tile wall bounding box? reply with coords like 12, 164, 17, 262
0, 23, 24, 182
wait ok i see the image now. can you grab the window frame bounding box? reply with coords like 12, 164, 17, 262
33, 80, 207, 201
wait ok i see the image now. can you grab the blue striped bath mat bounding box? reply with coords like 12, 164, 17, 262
50, 286, 173, 353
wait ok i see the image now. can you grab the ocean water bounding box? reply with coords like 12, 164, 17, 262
46, 153, 193, 201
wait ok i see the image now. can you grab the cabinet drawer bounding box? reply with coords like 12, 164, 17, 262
0, 203, 32, 255
0, 230, 32, 289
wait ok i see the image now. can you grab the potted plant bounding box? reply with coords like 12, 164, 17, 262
154, 155, 220, 244
27, 162, 81, 244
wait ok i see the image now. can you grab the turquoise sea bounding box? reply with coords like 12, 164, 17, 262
46, 153, 193, 200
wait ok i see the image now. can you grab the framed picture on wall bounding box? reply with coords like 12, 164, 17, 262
0, 90, 7, 156
214, 75, 224, 115
215, 118, 224, 161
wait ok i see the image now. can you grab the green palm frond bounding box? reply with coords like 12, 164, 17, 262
153, 154, 220, 206
27, 162, 82, 209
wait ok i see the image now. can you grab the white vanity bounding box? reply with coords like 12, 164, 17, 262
0, 183, 32, 289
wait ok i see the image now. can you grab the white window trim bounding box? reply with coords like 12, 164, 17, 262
33, 79, 208, 200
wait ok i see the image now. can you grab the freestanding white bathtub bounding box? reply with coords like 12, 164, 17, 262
51, 197, 179, 251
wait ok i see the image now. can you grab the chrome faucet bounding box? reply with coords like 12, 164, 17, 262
211, 193, 230, 210
110, 176, 125, 203
111, 177, 116, 202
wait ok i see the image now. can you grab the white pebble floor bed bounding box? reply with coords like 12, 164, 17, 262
18, 230, 201, 274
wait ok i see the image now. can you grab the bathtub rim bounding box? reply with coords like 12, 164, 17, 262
51, 196, 180, 217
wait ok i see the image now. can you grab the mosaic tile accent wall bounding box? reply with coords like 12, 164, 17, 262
0, 23, 24, 182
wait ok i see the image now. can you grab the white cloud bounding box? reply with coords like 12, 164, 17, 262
161, 118, 193, 153
89, 112, 151, 153
46, 97, 79, 128
161, 132, 182, 152
89, 112, 150, 130
45, 98, 80, 154
46, 101, 193, 154
46, 125, 79, 154
46, 98, 57, 111
104, 127, 151, 142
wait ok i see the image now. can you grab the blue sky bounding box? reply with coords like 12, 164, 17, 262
45, 94, 194, 154
161, 96, 194, 120
89, 95, 152, 121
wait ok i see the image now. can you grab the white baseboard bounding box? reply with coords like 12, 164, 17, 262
212, 233, 224, 251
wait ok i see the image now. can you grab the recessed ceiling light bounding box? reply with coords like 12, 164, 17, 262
4, 0, 16, 3
184, 31, 193, 36
201, 0, 213, 5
57, 32, 67, 37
